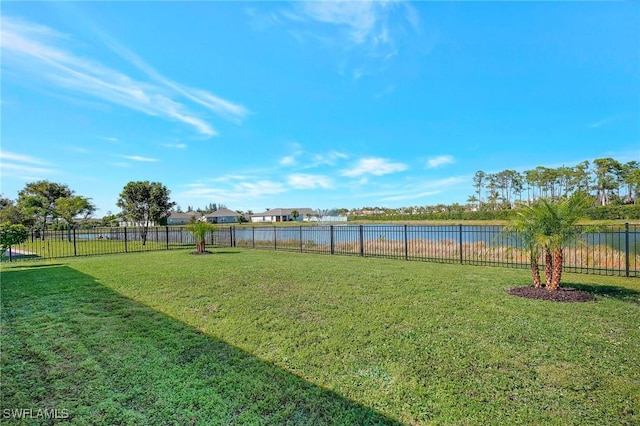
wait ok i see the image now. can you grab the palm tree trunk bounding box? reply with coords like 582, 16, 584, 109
549, 247, 563, 291
530, 254, 542, 288
544, 247, 553, 287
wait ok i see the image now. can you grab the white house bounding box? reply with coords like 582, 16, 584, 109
251, 208, 317, 223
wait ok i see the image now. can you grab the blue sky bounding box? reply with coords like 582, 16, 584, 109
1, 1, 639, 215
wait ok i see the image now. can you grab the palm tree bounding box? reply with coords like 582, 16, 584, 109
508, 194, 589, 290
537, 195, 590, 290
186, 218, 216, 254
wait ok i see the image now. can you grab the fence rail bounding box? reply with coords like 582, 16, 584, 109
3, 224, 638, 278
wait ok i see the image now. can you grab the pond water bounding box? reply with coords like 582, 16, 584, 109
233, 224, 639, 255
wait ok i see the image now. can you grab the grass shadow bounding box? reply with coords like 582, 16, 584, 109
1, 266, 401, 425
564, 281, 640, 305
211, 250, 243, 255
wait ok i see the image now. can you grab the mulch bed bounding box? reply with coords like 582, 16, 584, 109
507, 286, 597, 303
190, 251, 214, 255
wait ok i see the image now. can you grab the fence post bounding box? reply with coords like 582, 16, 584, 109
299, 226, 303, 252
330, 225, 335, 255
124, 227, 128, 253
274, 226, 277, 251
359, 225, 364, 256
404, 225, 408, 261
625, 223, 630, 278
252, 226, 255, 249
231, 226, 235, 248
459, 224, 463, 264
166, 226, 169, 250
73, 228, 77, 257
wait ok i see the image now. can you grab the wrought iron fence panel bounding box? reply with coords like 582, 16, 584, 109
3, 223, 638, 277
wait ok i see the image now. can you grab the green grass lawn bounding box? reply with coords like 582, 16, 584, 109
2, 249, 639, 425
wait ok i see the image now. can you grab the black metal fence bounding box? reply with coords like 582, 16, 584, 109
3, 224, 638, 278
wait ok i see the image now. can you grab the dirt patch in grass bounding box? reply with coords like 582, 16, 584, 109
190, 250, 214, 255
507, 286, 597, 303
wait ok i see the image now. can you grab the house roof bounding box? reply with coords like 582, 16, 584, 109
205, 208, 239, 218
252, 208, 316, 217
168, 211, 200, 219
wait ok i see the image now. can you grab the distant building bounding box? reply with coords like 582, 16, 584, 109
204, 207, 240, 224
251, 208, 317, 223
307, 215, 348, 223
166, 211, 199, 225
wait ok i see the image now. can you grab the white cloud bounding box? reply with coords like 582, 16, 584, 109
123, 155, 158, 162
0, 162, 55, 176
179, 179, 286, 202
299, 1, 380, 45
0, 150, 49, 165
281, 0, 420, 70
589, 117, 616, 128
341, 157, 407, 177
288, 173, 333, 189
0, 16, 248, 138
310, 150, 349, 167
354, 176, 466, 203
0, 150, 56, 179
426, 155, 455, 169
162, 143, 187, 150
68, 146, 90, 154
280, 155, 296, 166
237, 180, 286, 197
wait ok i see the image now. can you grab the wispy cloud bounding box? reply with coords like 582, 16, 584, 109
589, 117, 616, 128
67, 146, 90, 154
162, 143, 187, 150
0, 16, 248, 137
311, 150, 349, 167
122, 155, 158, 163
0, 150, 56, 178
0, 162, 55, 176
297, 1, 383, 45
426, 155, 455, 169
341, 157, 407, 177
0, 151, 50, 166
179, 178, 286, 202
279, 148, 349, 170
278, 1, 421, 77
361, 176, 467, 203
288, 173, 333, 189
280, 155, 296, 166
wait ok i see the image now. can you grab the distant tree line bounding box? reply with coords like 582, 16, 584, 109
469, 158, 639, 210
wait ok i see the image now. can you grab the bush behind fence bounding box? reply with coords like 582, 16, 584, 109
3, 224, 638, 278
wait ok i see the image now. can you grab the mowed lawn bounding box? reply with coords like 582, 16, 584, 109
1, 249, 639, 425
